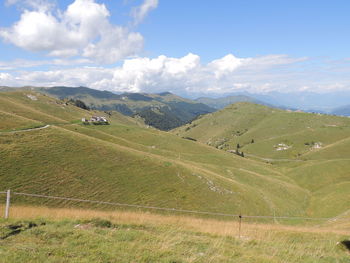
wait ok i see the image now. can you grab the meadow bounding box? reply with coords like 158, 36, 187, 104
0, 205, 349, 263
0, 90, 350, 262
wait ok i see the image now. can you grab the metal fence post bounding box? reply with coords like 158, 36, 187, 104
238, 214, 242, 238
5, 189, 10, 219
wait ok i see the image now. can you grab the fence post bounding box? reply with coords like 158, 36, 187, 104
5, 189, 10, 219
238, 214, 242, 238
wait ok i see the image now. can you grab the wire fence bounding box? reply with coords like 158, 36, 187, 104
1, 190, 345, 224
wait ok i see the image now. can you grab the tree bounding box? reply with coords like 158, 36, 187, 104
241, 152, 244, 157
237, 143, 240, 149
251, 139, 254, 143
70, 99, 90, 110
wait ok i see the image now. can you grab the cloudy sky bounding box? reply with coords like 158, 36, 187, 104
1, 0, 350, 96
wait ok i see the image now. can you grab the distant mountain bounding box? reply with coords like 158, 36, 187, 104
39, 86, 216, 130
331, 105, 350, 116
194, 90, 350, 114
195, 95, 269, 109
0, 86, 21, 92
242, 91, 350, 113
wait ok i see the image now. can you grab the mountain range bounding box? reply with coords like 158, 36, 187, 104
203, 90, 350, 114
35, 86, 215, 131
195, 95, 268, 109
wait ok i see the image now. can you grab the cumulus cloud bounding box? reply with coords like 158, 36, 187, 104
208, 54, 244, 78
0, 72, 12, 81
0, 0, 144, 63
0, 53, 325, 94
132, 0, 158, 25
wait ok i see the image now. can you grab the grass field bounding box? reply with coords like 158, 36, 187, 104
0, 91, 313, 217
173, 103, 350, 161
1, 91, 350, 262
0, 205, 349, 263
0, 91, 349, 217
173, 102, 350, 218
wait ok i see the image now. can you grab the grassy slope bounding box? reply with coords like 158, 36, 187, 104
173, 103, 350, 159
1, 92, 350, 262
173, 102, 350, 217
0, 206, 349, 263
0, 91, 309, 217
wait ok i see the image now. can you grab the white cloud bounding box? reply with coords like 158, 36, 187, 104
132, 0, 158, 25
0, 53, 322, 94
0, 0, 144, 63
208, 54, 244, 78
0, 73, 12, 81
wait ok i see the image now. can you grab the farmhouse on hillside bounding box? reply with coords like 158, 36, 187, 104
82, 116, 109, 125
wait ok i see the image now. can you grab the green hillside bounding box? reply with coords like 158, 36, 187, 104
173, 102, 350, 218
1, 92, 349, 220
173, 102, 350, 160
0, 90, 313, 218
38, 86, 215, 130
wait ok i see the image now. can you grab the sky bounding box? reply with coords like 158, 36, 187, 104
1, 0, 350, 96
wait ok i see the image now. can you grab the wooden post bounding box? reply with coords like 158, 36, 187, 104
5, 189, 10, 219
238, 214, 242, 238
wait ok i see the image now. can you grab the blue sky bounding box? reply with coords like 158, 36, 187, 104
141, 0, 350, 60
1, 0, 350, 95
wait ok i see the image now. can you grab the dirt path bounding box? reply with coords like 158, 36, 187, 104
0, 125, 50, 134
245, 153, 303, 162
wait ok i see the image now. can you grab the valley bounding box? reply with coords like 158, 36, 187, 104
1, 89, 349, 219
37, 86, 215, 131
0, 88, 349, 262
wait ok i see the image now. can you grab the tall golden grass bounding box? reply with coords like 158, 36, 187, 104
1, 205, 348, 239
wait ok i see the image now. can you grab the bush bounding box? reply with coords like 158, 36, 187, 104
69, 99, 90, 110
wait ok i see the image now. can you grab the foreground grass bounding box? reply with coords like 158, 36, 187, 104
0, 205, 349, 263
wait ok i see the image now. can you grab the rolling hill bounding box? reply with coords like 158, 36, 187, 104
37, 86, 215, 130
0, 90, 311, 218
173, 102, 350, 218
0, 91, 349, 221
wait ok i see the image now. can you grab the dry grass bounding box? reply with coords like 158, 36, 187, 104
2, 205, 349, 238
1, 205, 349, 262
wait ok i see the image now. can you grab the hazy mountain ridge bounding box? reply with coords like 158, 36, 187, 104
331, 104, 350, 116
192, 90, 350, 114
195, 95, 268, 109
2, 86, 350, 116
240, 90, 350, 113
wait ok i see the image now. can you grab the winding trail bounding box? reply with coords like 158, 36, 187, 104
0, 125, 50, 134
244, 153, 303, 162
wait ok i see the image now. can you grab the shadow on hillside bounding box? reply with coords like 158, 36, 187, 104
1, 222, 44, 240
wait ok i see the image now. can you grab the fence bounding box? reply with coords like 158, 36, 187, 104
0, 190, 343, 237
